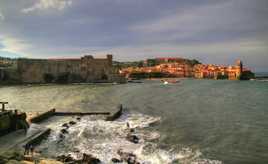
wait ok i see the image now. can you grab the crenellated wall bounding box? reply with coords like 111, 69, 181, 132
16, 54, 125, 83
17, 58, 81, 83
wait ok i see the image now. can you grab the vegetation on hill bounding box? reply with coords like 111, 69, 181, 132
113, 58, 201, 69
240, 71, 255, 80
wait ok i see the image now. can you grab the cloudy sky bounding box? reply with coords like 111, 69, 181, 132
0, 0, 267, 71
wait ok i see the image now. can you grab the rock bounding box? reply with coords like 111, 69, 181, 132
1, 151, 24, 161
39, 159, 64, 164
0, 158, 8, 164
82, 153, 101, 164
127, 157, 136, 164
60, 129, 68, 134
21, 159, 64, 164
76, 117, 81, 121
56, 154, 74, 162
126, 134, 139, 144
117, 149, 139, 164
126, 153, 138, 164
58, 133, 65, 139
61, 123, 69, 128
111, 158, 122, 163
69, 121, 76, 125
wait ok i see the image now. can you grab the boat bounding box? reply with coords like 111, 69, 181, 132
163, 81, 169, 85
162, 79, 180, 84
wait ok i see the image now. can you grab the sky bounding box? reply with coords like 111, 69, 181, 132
0, 0, 267, 71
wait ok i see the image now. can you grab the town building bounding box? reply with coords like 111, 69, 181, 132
120, 58, 254, 80
193, 60, 252, 80
121, 57, 196, 78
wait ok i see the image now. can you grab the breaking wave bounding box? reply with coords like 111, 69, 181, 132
37, 112, 222, 164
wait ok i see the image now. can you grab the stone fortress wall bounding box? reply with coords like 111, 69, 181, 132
17, 54, 125, 83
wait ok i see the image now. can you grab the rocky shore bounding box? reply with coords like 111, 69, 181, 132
1, 104, 223, 164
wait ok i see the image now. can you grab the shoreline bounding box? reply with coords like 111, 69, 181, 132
0, 82, 124, 87
1, 75, 261, 87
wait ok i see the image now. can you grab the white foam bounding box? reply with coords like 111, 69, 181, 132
37, 113, 222, 164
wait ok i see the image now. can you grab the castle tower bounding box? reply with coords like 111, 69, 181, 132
107, 54, 113, 66
235, 59, 243, 79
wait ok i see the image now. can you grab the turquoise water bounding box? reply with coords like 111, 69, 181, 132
0, 79, 268, 163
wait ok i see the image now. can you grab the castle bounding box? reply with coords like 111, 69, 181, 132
1, 54, 125, 84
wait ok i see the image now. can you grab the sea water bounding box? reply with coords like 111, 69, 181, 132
0, 79, 267, 163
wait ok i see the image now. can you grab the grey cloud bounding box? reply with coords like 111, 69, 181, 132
22, 0, 72, 13
0, 0, 267, 71
0, 11, 4, 21
130, 0, 268, 44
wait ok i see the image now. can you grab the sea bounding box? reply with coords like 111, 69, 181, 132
0, 78, 267, 164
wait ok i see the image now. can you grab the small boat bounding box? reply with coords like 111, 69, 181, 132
162, 79, 180, 84
128, 80, 143, 83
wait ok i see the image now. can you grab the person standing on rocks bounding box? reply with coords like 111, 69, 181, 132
30, 145, 34, 156
24, 144, 29, 155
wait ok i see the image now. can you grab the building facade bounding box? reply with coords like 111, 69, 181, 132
121, 58, 253, 80
121, 58, 195, 78
193, 60, 245, 80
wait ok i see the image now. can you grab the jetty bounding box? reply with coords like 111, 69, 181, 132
54, 111, 110, 116
106, 104, 123, 121
28, 105, 123, 123
0, 102, 125, 163
27, 109, 112, 123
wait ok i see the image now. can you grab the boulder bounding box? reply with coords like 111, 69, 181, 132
61, 123, 69, 128
117, 149, 139, 164
82, 153, 101, 164
69, 121, 76, 125
56, 154, 74, 162
111, 158, 122, 163
126, 134, 139, 144
58, 133, 65, 140
60, 129, 68, 134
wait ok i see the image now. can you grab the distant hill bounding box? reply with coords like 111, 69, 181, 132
0, 57, 17, 68
114, 57, 201, 69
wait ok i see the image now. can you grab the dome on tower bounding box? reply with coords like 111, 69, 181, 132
235, 59, 242, 66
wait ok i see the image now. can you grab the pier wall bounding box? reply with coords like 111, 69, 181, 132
29, 109, 56, 123
0, 110, 29, 136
